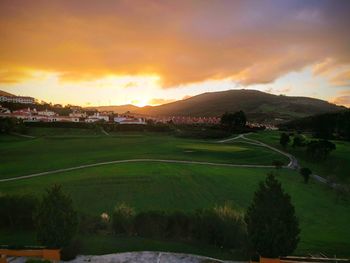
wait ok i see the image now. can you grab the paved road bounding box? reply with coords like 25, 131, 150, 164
0, 133, 300, 183
0, 158, 278, 182
219, 134, 299, 169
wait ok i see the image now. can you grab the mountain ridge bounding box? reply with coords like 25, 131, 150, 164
132, 89, 344, 122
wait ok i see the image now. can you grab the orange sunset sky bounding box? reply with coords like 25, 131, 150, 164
0, 0, 349, 107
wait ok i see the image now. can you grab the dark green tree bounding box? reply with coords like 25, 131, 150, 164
299, 167, 312, 184
220, 111, 247, 129
279, 133, 290, 148
306, 140, 336, 160
34, 185, 78, 248
292, 135, 305, 148
245, 173, 300, 258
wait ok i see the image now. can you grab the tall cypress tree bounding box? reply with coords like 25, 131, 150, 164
245, 173, 300, 258
35, 184, 78, 248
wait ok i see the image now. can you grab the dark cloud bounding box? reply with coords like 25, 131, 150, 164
0, 0, 349, 87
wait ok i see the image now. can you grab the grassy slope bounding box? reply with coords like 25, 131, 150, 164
0, 163, 349, 256
1, 130, 349, 257
247, 131, 350, 183
0, 132, 287, 179
26, 127, 103, 137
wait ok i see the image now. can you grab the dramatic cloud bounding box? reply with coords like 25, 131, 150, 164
330, 70, 350, 87
330, 90, 350, 107
0, 0, 349, 88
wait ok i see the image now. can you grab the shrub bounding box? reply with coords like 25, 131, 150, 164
134, 211, 168, 238
192, 205, 247, 249
165, 211, 192, 240
112, 203, 135, 235
60, 239, 82, 261
300, 167, 312, 184
279, 133, 290, 148
292, 134, 306, 147
78, 214, 105, 234
0, 194, 37, 229
213, 205, 247, 248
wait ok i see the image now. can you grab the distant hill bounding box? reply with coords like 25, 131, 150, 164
0, 90, 15, 97
134, 90, 345, 123
86, 104, 139, 114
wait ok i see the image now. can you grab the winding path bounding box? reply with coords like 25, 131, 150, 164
0, 133, 299, 183
219, 134, 299, 169
0, 158, 277, 183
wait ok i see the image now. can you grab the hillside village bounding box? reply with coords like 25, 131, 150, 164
0, 94, 223, 126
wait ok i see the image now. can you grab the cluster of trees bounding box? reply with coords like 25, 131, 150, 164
221, 111, 247, 130
0, 117, 27, 134
279, 110, 350, 141
279, 132, 336, 161
0, 185, 78, 260
174, 125, 232, 139
1, 174, 300, 260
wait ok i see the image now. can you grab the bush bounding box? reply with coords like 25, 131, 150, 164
300, 167, 312, 184
279, 133, 290, 148
165, 211, 192, 240
0, 194, 37, 229
78, 214, 106, 234
60, 239, 82, 261
192, 205, 247, 248
134, 211, 168, 238
112, 203, 135, 235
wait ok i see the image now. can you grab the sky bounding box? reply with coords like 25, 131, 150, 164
0, 0, 349, 107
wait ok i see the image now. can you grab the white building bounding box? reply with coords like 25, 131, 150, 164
69, 111, 87, 118
38, 109, 57, 117
114, 116, 146, 125
87, 112, 109, 122
0, 95, 35, 104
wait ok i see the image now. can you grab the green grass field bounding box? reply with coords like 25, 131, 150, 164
247, 131, 350, 183
0, 130, 287, 180
0, 128, 349, 258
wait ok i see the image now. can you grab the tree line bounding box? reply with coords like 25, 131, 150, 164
279, 110, 350, 141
